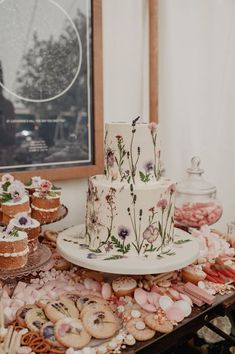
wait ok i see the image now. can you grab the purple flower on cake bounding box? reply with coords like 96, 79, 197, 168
14, 213, 31, 226
106, 148, 115, 167
40, 179, 52, 193
87, 253, 97, 259
8, 181, 25, 202
31, 176, 42, 187
148, 122, 157, 134
143, 225, 159, 243
105, 241, 113, 252
157, 198, 168, 209
1, 174, 14, 184
117, 226, 130, 240
143, 161, 154, 173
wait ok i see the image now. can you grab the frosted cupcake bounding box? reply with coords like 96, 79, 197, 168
0, 228, 29, 269
0, 179, 30, 224
9, 213, 41, 252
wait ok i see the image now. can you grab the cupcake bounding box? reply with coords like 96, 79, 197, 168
0, 227, 29, 269
9, 213, 41, 252
0, 179, 30, 224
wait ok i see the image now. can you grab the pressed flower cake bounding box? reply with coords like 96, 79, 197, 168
85, 120, 176, 258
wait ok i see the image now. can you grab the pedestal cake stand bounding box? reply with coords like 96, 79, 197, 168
0, 204, 68, 281
57, 224, 200, 275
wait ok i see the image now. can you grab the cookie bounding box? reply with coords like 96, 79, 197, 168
82, 308, 118, 339
55, 317, 91, 348
41, 321, 60, 346
79, 296, 109, 318
126, 318, 155, 341
112, 277, 137, 297
25, 307, 48, 332
45, 300, 79, 323
16, 305, 37, 327
44, 230, 58, 243
144, 313, 173, 333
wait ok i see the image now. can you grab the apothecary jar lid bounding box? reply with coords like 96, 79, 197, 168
176, 156, 216, 196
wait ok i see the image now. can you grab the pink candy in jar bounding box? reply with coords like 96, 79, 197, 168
174, 157, 223, 228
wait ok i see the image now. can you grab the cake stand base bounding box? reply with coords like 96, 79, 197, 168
0, 243, 51, 281
57, 225, 200, 275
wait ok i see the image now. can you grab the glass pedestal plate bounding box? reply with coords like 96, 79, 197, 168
0, 204, 68, 282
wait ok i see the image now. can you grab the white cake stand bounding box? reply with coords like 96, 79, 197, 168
57, 224, 200, 275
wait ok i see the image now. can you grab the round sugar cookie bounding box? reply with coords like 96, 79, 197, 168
45, 300, 79, 323
55, 317, 91, 349
144, 314, 173, 333
25, 307, 48, 332
82, 308, 118, 339
16, 305, 37, 327
79, 296, 109, 318
126, 318, 155, 341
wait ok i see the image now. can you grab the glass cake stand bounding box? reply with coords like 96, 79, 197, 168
0, 204, 68, 282
0, 243, 51, 281
40, 204, 68, 225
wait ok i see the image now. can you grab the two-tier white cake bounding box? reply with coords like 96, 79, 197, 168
85, 119, 176, 258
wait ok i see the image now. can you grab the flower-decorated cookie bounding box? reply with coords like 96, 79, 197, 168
45, 300, 79, 323
55, 317, 91, 348
40, 321, 60, 346
82, 308, 118, 339
25, 308, 48, 332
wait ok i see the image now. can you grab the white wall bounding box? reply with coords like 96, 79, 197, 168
159, 0, 235, 230
48, 0, 149, 231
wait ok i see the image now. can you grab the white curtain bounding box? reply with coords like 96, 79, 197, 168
103, 0, 149, 122
159, 0, 235, 229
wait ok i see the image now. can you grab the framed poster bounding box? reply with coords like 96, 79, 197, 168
0, 0, 103, 181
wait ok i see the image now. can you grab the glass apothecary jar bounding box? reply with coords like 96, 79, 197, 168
174, 157, 223, 228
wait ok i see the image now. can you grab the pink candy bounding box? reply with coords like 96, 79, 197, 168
165, 305, 185, 322
101, 283, 112, 300
175, 202, 222, 227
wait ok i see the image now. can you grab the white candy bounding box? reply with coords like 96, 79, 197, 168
131, 310, 141, 318
124, 334, 136, 346
135, 321, 145, 330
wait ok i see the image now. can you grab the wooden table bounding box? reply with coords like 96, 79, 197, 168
124, 292, 235, 354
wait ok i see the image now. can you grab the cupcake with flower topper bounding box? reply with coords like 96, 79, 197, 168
0, 176, 30, 224
25, 176, 61, 197
31, 179, 61, 222
0, 226, 29, 269
9, 212, 41, 252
